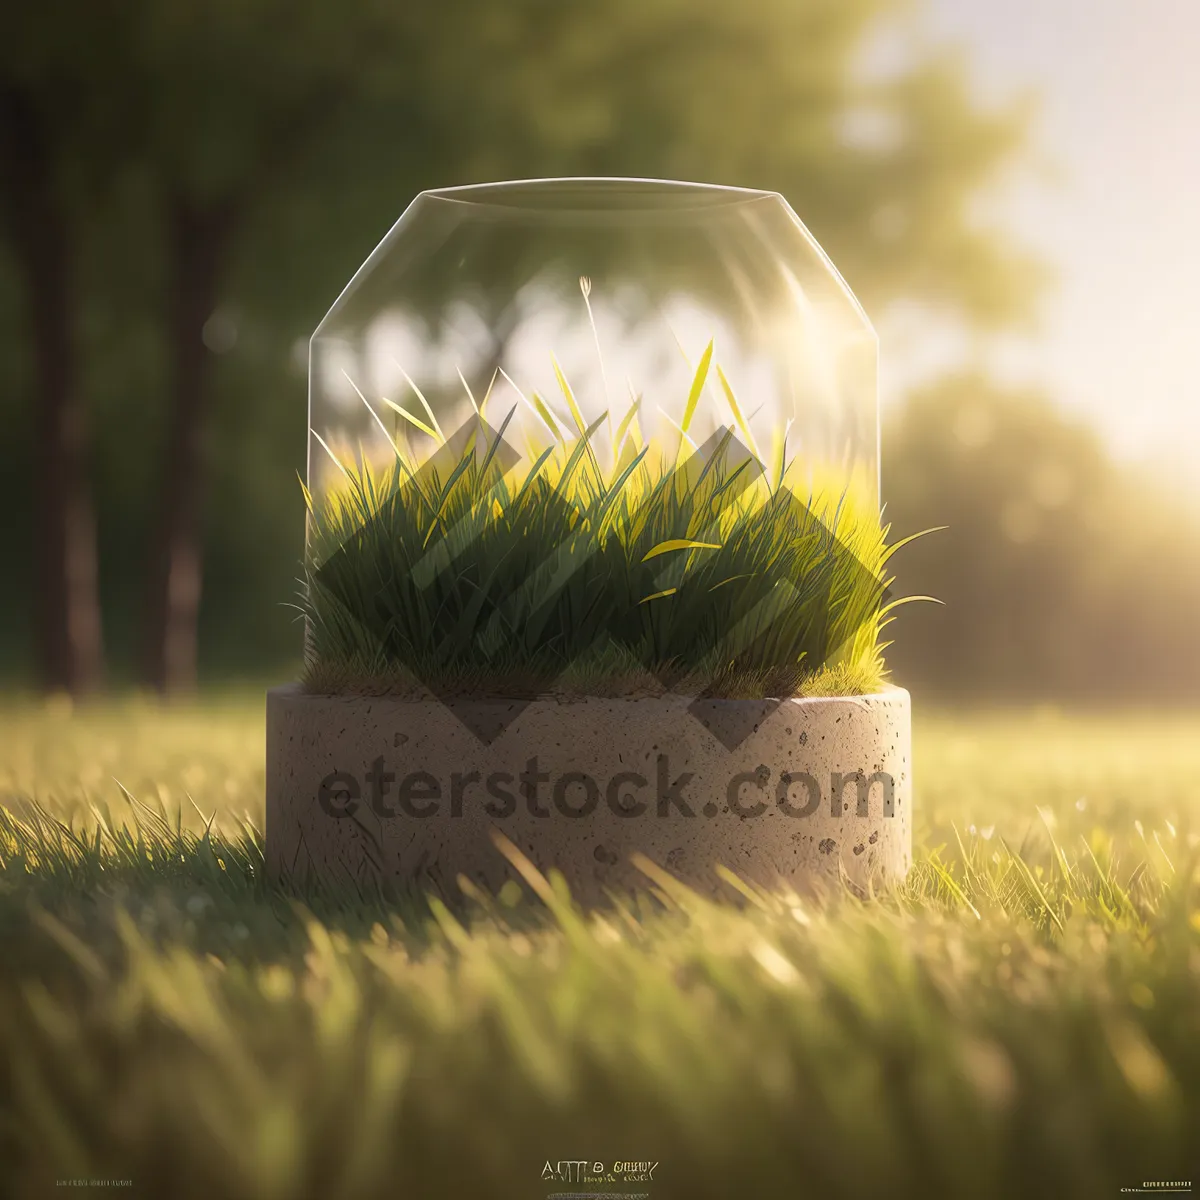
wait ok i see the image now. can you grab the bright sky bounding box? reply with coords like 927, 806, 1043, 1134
879, 0, 1199, 487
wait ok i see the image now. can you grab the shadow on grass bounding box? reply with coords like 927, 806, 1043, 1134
0, 791, 691, 991
0, 791, 445, 983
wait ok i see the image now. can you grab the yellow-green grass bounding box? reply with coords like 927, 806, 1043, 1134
302, 341, 914, 700
0, 694, 1197, 1198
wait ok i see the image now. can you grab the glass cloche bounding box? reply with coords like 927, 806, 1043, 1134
302, 178, 887, 699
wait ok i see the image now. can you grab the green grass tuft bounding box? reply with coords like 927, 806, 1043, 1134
302, 354, 917, 699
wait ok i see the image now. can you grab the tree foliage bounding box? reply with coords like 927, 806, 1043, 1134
0, 0, 1046, 689
883, 374, 1200, 700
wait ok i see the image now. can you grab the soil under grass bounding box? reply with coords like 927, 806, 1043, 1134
298, 653, 886, 700
0, 696, 1197, 1198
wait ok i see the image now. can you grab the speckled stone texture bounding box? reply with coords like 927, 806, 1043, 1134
266, 684, 912, 905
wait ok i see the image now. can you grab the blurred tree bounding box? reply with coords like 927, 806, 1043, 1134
882, 373, 1200, 700
118, 2, 434, 693
0, 5, 132, 693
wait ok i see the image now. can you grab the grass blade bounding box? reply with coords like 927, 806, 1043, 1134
681, 339, 714, 434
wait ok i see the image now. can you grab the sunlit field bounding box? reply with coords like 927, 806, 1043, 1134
1, 695, 1197, 1199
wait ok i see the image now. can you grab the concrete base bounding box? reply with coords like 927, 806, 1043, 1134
265, 684, 912, 905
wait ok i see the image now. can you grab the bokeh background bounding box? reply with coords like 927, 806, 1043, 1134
2, 0, 1197, 701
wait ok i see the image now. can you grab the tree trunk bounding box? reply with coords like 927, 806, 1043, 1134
141, 191, 237, 694
0, 88, 104, 694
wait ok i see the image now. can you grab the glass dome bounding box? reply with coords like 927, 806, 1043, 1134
303, 178, 887, 700
309, 177, 878, 518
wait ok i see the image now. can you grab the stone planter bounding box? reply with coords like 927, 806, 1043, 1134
266, 683, 911, 905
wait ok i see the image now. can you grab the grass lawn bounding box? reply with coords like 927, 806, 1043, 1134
0, 693, 1197, 1199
